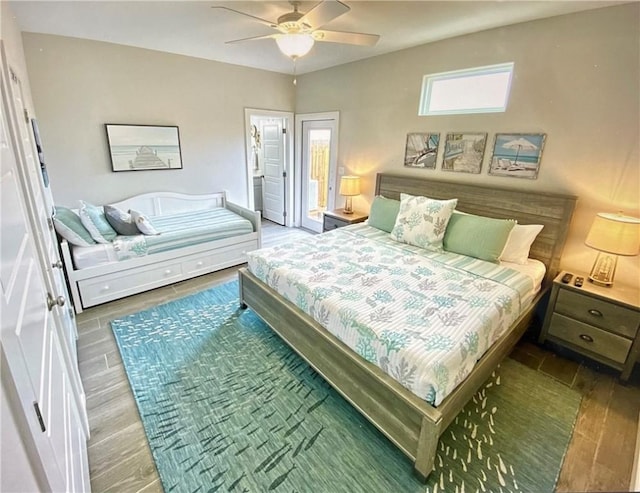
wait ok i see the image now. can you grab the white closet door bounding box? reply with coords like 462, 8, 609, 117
262, 119, 286, 225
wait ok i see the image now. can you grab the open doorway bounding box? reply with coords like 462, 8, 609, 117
244, 109, 294, 226
294, 112, 339, 233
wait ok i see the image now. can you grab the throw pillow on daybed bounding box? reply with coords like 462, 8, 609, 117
368, 196, 401, 233
79, 200, 117, 244
443, 211, 516, 263
500, 224, 545, 265
53, 206, 96, 247
390, 193, 457, 251
104, 205, 140, 236
130, 210, 160, 235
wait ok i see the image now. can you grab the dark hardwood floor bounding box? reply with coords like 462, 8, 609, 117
74, 220, 639, 492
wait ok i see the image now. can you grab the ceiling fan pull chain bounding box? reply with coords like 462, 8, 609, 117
293, 57, 298, 86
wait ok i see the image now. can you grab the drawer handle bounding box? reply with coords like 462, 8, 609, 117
579, 334, 594, 343
103, 285, 110, 291
164, 269, 172, 275
588, 309, 603, 317
196, 261, 204, 267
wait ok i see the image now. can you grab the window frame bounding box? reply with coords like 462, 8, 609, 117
418, 62, 515, 116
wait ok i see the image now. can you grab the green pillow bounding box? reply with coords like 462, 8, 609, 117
443, 212, 515, 263
53, 206, 96, 247
79, 200, 117, 243
368, 196, 400, 233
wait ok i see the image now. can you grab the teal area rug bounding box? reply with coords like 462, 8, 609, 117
111, 280, 581, 493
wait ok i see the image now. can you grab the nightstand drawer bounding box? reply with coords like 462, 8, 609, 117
555, 289, 640, 338
323, 216, 346, 231
548, 313, 632, 364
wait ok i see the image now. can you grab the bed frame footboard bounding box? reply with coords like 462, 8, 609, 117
239, 267, 540, 481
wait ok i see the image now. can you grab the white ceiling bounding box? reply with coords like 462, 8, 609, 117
9, 0, 626, 75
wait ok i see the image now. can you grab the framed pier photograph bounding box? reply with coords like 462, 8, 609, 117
106, 124, 183, 172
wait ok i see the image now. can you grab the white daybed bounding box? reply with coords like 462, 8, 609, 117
61, 191, 261, 313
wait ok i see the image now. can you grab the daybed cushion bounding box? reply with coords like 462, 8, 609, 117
368, 196, 400, 233
53, 206, 96, 247
501, 224, 545, 265
79, 201, 117, 244
390, 193, 457, 251
70, 207, 255, 267
444, 211, 515, 263
104, 205, 140, 236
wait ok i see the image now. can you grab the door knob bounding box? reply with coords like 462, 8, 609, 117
46, 293, 66, 311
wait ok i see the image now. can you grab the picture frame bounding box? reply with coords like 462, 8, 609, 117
404, 132, 440, 169
106, 124, 183, 172
442, 132, 487, 174
489, 133, 546, 179
31, 118, 50, 187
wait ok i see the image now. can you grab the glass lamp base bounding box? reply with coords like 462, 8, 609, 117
344, 196, 353, 214
588, 252, 617, 287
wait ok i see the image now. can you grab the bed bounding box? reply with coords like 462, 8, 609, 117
61, 191, 261, 313
238, 173, 576, 481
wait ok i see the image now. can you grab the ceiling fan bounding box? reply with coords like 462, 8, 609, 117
212, 0, 380, 59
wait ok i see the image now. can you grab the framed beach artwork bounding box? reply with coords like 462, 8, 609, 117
489, 133, 546, 179
106, 124, 183, 172
442, 133, 487, 174
404, 133, 440, 169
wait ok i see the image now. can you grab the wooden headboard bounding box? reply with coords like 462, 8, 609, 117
375, 173, 577, 287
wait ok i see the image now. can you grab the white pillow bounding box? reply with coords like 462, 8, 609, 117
390, 193, 457, 251
130, 210, 160, 235
500, 224, 544, 264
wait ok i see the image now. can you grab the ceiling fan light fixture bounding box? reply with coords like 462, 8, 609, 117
275, 33, 315, 58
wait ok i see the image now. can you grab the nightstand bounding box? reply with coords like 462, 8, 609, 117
539, 270, 640, 380
322, 209, 368, 232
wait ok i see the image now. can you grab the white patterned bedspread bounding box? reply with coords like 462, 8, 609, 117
247, 224, 535, 406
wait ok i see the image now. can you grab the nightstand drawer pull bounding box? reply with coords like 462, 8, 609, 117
588, 309, 603, 317
579, 334, 594, 343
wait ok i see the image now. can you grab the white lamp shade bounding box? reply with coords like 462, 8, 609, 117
585, 212, 640, 256
275, 34, 315, 58
339, 176, 361, 196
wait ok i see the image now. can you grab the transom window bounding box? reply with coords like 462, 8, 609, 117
418, 63, 514, 116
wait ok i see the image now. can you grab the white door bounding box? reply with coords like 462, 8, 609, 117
1, 76, 89, 492
2, 52, 87, 431
300, 118, 338, 233
262, 119, 286, 225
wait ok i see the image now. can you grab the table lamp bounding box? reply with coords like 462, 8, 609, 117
339, 176, 361, 214
585, 212, 640, 286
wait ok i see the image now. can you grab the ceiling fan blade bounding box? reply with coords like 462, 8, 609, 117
313, 30, 380, 46
298, 0, 350, 30
225, 34, 278, 45
211, 6, 277, 29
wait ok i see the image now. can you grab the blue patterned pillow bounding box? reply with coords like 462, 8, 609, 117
78, 200, 117, 244
390, 193, 457, 251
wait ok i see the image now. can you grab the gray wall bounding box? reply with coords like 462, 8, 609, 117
20, 4, 640, 286
296, 4, 640, 287
22, 33, 295, 206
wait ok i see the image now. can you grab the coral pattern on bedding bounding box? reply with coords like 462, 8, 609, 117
247, 226, 532, 406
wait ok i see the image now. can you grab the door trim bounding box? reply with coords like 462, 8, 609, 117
244, 108, 294, 226
294, 111, 340, 228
